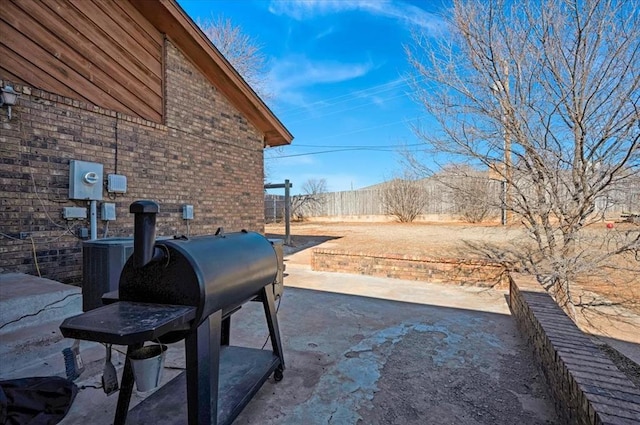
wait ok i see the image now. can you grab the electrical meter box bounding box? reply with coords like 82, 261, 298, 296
107, 174, 127, 193
101, 203, 116, 221
69, 160, 103, 200
183, 204, 194, 220
63, 207, 87, 219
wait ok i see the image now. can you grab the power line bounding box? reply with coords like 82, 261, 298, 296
276, 76, 426, 119
286, 92, 411, 125
266, 146, 426, 159
295, 116, 421, 143
265, 142, 426, 159
292, 143, 425, 148
267, 147, 399, 159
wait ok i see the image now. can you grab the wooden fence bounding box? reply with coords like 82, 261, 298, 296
276, 177, 639, 221
264, 194, 286, 223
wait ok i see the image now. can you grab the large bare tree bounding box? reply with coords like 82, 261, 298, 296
406, 0, 639, 313
197, 15, 271, 100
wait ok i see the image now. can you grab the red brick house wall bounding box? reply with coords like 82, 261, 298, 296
0, 39, 268, 284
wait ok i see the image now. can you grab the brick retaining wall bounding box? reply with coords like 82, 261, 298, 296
509, 274, 640, 424
311, 249, 509, 288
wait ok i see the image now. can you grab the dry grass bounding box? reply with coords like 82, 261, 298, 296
267, 220, 640, 331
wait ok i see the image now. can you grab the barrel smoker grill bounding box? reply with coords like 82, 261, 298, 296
60, 201, 285, 425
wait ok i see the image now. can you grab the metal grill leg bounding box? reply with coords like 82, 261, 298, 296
221, 316, 230, 346
261, 287, 285, 371
114, 343, 142, 425
185, 310, 222, 425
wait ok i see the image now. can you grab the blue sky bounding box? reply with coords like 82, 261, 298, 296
177, 0, 450, 194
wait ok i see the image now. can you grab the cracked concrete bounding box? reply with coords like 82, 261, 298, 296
196, 250, 557, 425
49, 252, 560, 424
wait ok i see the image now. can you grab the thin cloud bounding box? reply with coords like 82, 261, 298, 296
267, 55, 375, 106
270, 55, 374, 89
268, 0, 370, 19
268, 0, 448, 36
314, 26, 336, 41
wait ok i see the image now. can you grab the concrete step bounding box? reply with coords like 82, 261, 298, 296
0, 273, 107, 381
0, 270, 192, 420
0, 273, 82, 333
0, 317, 110, 380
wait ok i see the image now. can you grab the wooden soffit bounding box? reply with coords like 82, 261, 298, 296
130, 0, 293, 147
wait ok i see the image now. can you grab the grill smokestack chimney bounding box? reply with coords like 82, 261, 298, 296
130, 200, 161, 268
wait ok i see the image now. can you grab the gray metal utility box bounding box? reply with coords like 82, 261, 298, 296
82, 238, 134, 311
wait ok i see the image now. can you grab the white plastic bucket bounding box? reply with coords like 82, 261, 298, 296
129, 344, 167, 392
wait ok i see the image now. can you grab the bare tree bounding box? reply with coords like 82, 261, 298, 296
291, 178, 328, 221
405, 0, 640, 314
197, 15, 272, 100
380, 173, 429, 222
196, 14, 282, 182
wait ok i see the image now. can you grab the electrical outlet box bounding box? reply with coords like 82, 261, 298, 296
183, 204, 194, 220
63, 207, 87, 220
101, 203, 116, 221
69, 160, 103, 200
107, 174, 127, 193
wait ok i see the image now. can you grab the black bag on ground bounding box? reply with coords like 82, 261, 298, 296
0, 377, 78, 425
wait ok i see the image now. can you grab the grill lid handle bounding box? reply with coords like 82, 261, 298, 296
130, 200, 163, 268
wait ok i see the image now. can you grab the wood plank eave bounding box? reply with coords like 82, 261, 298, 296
130, 0, 293, 146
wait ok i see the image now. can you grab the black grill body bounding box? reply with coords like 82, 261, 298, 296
60, 201, 285, 425
120, 232, 277, 330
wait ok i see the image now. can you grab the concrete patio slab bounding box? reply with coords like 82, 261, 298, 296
57, 263, 558, 425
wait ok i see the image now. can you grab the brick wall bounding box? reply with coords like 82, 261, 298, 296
0, 40, 266, 284
509, 274, 640, 425
311, 249, 509, 288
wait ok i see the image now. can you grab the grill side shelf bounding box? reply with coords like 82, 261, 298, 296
60, 301, 196, 345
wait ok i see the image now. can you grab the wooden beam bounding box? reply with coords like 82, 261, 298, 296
66, 0, 162, 79
5, 0, 162, 121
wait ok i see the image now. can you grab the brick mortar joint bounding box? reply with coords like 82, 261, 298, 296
312, 248, 508, 267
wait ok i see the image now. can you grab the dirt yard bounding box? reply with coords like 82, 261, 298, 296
266, 220, 640, 342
